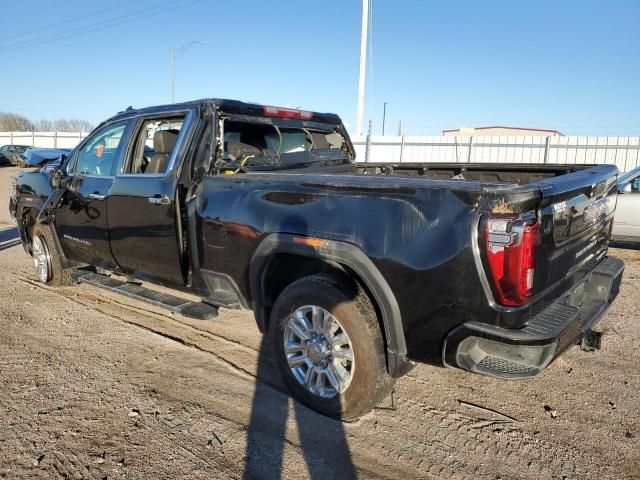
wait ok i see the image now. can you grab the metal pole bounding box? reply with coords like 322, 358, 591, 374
467, 136, 473, 163
400, 135, 405, 163
382, 102, 387, 135
543, 136, 550, 164
365, 119, 372, 163
355, 0, 369, 136
171, 48, 175, 103
397, 120, 403, 136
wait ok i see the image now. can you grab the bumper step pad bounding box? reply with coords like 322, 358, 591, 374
477, 356, 539, 376
71, 271, 218, 320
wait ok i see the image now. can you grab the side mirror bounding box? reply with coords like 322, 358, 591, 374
50, 169, 63, 189
620, 182, 632, 194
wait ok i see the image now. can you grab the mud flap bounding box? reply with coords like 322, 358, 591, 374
580, 330, 602, 352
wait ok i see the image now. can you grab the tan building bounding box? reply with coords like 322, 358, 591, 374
442, 126, 563, 137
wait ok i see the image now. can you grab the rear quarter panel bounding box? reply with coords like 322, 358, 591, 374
195, 172, 512, 364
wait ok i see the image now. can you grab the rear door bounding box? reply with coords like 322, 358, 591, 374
532, 165, 619, 293
107, 109, 194, 286
54, 119, 132, 267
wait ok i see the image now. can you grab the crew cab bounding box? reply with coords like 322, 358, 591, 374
10, 99, 624, 419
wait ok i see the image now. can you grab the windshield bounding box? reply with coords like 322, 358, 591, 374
619, 166, 640, 184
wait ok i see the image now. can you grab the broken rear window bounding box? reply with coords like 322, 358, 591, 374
219, 119, 349, 171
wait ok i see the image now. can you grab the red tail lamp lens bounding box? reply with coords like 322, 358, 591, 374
485, 217, 539, 306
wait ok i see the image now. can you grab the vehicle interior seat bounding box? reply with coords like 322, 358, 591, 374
146, 130, 179, 174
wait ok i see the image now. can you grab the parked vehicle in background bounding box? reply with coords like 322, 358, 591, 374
9, 99, 624, 420
612, 166, 640, 247
0, 144, 31, 166
19, 148, 71, 168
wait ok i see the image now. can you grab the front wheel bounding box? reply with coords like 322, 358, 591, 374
268, 274, 393, 420
31, 224, 72, 286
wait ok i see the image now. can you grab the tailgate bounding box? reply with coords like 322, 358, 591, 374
532, 164, 618, 295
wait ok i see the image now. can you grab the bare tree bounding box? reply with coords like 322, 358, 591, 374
53, 118, 71, 132
35, 119, 54, 131
66, 119, 93, 132
0, 113, 34, 131
1, 112, 93, 132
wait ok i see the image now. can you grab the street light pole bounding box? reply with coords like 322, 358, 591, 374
171, 41, 206, 103
355, 0, 369, 136
382, 102, 387, 135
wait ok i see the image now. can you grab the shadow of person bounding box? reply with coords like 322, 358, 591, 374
243, 335, 357, 480
243, 214, 357, 480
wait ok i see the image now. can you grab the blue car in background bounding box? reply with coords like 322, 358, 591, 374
19, 148, 72, 168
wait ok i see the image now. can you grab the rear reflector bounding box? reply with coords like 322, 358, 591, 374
263, 106, 314, 120
485, 216, 539, 307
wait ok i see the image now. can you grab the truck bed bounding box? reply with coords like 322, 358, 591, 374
356, 162, 593, 185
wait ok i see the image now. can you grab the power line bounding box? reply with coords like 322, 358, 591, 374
0, 0, 193, 51
0, 0, 148, 42
0, 0, 200, 53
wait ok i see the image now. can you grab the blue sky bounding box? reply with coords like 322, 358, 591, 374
1, 0, 639, 135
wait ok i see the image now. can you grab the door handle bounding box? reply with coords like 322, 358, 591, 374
148, 195, 171, 206
88, 193, 105, 200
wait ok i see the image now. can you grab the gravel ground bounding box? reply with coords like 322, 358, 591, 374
0, 165, 638, 480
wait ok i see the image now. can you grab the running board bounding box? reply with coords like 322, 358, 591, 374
71, 271, 218, 320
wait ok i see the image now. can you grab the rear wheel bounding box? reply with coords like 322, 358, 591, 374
31, 224, 72, 286
268, 274, 393, 420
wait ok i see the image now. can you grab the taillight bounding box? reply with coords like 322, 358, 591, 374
485, 216, 539, 307
263, 105, 314, 120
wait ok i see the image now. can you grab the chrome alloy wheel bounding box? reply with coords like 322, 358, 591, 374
283, 305, 355, 398
32, 235, 51, 283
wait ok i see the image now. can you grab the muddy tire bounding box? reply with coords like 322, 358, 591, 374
31, 223, 72, 287
268, 273, 393, 421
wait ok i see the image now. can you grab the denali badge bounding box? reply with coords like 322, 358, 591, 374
575, 240, 597, 259
63, 234, 92, 246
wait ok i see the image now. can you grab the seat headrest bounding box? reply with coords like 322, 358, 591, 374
153, 130, 179, 154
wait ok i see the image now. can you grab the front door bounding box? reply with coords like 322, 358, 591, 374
107, 112, 191, 286
54, 120, 131, 268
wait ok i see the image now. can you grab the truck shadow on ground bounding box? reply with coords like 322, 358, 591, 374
0, 227, 21, 252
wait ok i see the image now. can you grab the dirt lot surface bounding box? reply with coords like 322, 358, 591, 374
0, 165, 638, 479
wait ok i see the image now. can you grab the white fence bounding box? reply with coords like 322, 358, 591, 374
352, 135, 640, 172
2, 132, 640, 173
0, 131, 88, 149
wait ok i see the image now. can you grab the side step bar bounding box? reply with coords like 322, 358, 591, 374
71, 271, 218, 320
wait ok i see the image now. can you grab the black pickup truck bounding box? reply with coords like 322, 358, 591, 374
10, 99, 624, 419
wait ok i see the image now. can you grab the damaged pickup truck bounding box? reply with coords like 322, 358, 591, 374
10, 99, 624, 419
